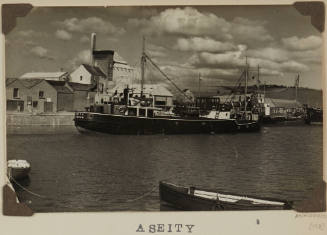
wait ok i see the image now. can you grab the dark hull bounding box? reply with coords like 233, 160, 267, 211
74, 112, 260, 135
8, 167, 31, 180
159, 181, 293, 211
262, 116, 305, 126
305, 108, 323, 125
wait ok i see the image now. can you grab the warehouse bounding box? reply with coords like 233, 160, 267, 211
6, 78, 74, 113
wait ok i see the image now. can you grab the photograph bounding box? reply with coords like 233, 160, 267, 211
2, 2, 325, 216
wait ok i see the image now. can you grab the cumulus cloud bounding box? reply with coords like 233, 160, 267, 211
281, 35, 322, 50
69, 49, 91, 68
5, 38, 35, 47
187, 46, 308, 77
247, 47, 289, 62
58, 17, 126, 35
175, 37, 236, 52
280, 60, 310, 72
80, 35, 90, 43
30, 46, 54, 60
55, 29, 72, 40
289, 48, 322, 64
231, 17, 273, 43
188, 45, 247, 69
147, 44, 167, 58
128, 7, 232, 40
128, 7, 275, 46
17, 30, 35, 37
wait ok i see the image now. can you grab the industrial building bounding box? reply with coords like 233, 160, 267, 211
70, 64, 106, 86
68, 82, 96, 111
6, 78, 74, 113
68, 33, 136, 105
263, 98, 303, 118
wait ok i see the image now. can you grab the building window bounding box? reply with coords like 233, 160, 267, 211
13, 88, 19, 98
99, 83, 104, 93
33, 101, 38, 108
139, 108, 146, 117
39, 91, 45, 99
80, 75, 83, 81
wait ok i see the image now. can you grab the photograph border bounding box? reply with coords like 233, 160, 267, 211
1, 0, 326, 234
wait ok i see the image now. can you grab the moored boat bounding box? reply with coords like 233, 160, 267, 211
7, 160, 31, 180
159, 181, 293, 211
75, 37, 260, 135
75, 108, 245, 135
304, 107, 323, 125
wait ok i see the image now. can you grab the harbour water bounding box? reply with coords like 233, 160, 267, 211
6, 125, 323, 212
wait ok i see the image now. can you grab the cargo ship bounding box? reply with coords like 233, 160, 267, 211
74, 38, 260, 134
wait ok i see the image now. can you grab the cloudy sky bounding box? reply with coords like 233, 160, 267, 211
5, 6, 323, 92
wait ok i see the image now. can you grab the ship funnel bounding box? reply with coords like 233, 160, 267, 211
91, 33, 96, 66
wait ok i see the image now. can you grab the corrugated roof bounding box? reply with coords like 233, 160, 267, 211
82, 64, 106, 77
19, 79, 44, 88
6, 78, 18, 86
68, 82, 96, 91
265, 98, 302, 108
113, 52, 127, 64
20, 72, 68, 79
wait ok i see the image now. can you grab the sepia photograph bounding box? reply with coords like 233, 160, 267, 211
2, 1, 325, 219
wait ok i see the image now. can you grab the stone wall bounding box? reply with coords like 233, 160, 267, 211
6, 112, 75, 126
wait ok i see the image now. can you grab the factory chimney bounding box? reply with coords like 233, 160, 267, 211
90, 33, 96, 66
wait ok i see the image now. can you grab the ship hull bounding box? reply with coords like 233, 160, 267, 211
159, 181, 293, 211
74, 112, 259, 135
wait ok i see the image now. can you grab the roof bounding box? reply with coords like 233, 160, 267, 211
82, 64, 106, 77
6, 78, 73, 93
265, 98, 302, 108
113, 52, 127, 64
113, 63, 133, 71
93, 50, 114, 56
6, 78, 18, 86
46, 81, 73, 94
19, 79, 44, 88
20, 72, 68, 79
68, 82, 96, 91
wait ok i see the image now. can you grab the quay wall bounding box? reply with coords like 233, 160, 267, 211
6, 112, 75, 126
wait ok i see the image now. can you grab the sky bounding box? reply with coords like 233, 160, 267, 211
5, 6, 324, 93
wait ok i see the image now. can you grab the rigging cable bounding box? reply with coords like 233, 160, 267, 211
144, 53, 193, 102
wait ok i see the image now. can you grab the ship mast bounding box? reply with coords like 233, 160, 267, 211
295, 74, 299, 102
257, 64, 260, 94
141, 36, 146, 98
198, 73, 201, 97
244, 56, 248, 112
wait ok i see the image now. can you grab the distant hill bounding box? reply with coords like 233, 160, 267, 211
180, 85, 323, 108
264, 87, 322, 108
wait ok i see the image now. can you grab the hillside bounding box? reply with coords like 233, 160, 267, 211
264, 87, 323, 108
176, 85, 323, 108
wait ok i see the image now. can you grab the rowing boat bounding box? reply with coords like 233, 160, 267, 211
159, 181, 293, 211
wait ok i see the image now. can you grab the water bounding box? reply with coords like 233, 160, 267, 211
6, 125, 323, 212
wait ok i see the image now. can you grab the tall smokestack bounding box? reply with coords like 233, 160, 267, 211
91, 33, 96, 66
